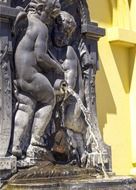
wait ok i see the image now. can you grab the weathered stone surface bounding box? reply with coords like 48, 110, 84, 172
0, 156, 16, 173
82, 23, 105, 37
4, 174, 136, 190
0, 37, 12, 158
0, 156, 17, 188
0, 0, 112, 183
0, 5, 18, 18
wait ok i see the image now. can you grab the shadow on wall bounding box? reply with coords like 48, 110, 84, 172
96, 60, 116, 136
88, 0, 112, 27
128, 47, 135, 90
110, 44, 130, 93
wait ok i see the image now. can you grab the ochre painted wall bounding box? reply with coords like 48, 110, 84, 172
87, 0, 136, 175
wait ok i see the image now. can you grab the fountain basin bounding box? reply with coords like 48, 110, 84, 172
2, 162, 136, 190
3, 176, 136, 190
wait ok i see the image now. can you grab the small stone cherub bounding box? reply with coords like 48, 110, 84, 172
50, 11, 86, 164
51, 11, 84, 132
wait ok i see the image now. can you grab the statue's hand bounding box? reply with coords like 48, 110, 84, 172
54, 79, 68, 96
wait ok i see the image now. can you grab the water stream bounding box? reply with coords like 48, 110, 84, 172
67, 87, 108, 178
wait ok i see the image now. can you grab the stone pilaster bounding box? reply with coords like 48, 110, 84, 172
81, 21, 112, 171
0, 1, 17, 185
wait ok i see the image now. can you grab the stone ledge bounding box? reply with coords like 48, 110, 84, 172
82, 22, 105, 39
0, 156, 16, 173
0, 5, 19, 19
5, 176, 136, 190
0, 156, 17, 184
89, 152, 109, 166
107, 27, 136, 47
0, 1, 10, 6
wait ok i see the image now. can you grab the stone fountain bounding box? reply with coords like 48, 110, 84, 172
0, 0, 136, 189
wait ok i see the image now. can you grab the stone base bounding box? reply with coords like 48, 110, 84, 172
4, 175, 136, 190
0, 156, 17, 187
89, 152, 109, 166
3, 162, 102, 189
2, 162, 136, 190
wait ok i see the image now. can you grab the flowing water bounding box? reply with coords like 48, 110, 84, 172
67, 87, 108, 178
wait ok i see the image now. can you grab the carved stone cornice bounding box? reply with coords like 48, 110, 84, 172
79, 0, 105, 40
0, 5, 18, 19
82, 22, 105, 39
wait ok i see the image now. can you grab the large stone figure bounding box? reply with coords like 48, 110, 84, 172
12, 0, 63, 161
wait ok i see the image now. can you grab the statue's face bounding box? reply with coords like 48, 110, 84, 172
53, 23, 72, 47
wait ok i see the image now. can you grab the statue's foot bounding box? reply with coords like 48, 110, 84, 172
17, 157, 36, 168
31, 137, 46, 147
27, 144, 55, 163
12, 145, 22, 158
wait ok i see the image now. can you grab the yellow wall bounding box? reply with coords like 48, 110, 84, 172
87, 0, 136, 175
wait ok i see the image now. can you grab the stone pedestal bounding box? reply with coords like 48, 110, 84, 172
89, 152, 109, 167
3, 163, 136, 190
0, 156, 17, 178
81, 22, 112, 172
0, 156, 17, 187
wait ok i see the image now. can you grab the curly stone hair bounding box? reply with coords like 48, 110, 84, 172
56, 11, 77, 34
26, 0, 58, 12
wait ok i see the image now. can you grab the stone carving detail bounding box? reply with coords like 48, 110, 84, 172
0, 0, 111, 182
0, 37, 12, 157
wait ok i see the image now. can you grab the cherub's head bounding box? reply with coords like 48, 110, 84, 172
53, 11, 76, 47
27, 0, 61, 21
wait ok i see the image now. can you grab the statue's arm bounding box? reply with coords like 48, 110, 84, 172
63, 46, 77, 90
34, 27, 63, 74
66, 46, 84, 118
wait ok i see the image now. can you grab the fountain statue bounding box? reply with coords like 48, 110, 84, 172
0, 0, 122, 189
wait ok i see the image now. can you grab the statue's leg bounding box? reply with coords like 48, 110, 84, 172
65, 102, 87, 165
65, 101, 84, 133
30, 104, 55, 146
12, 93, 36, 158
26, 74, 56, 160
26, 101, 55, 161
